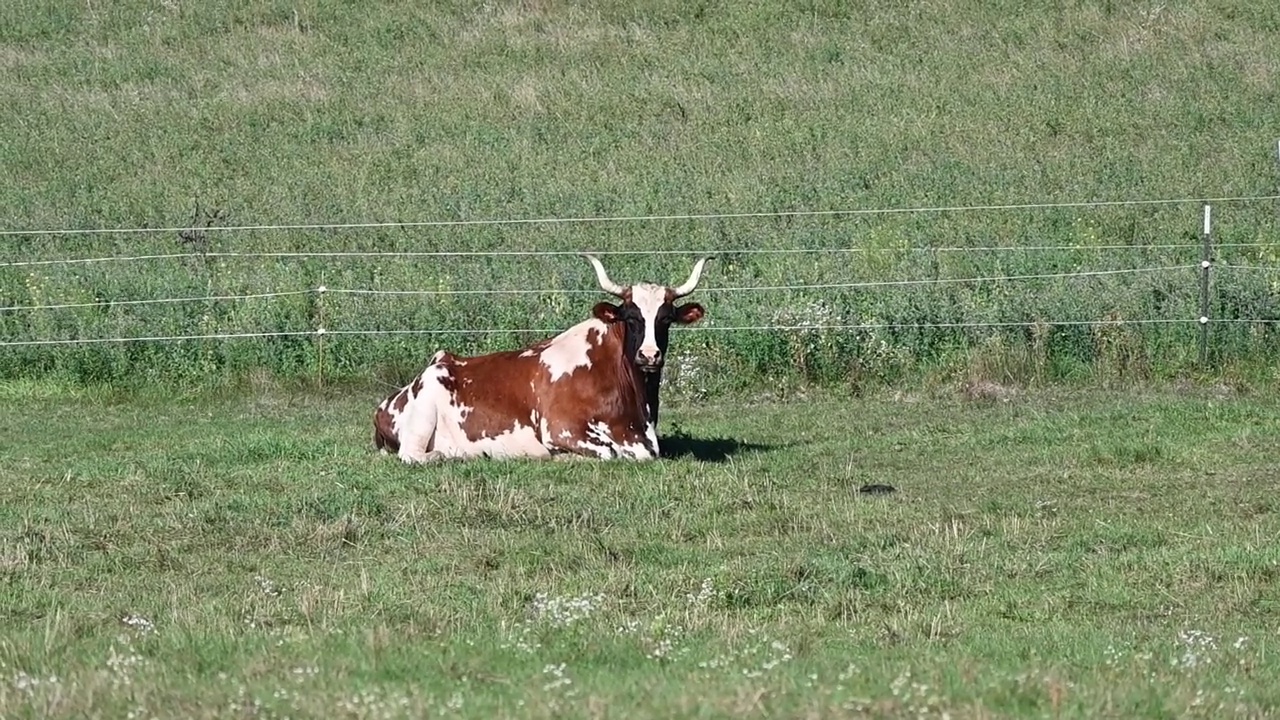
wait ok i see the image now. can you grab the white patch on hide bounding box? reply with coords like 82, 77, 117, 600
583, 420, 656, 461
539, 318, 606, 381
576, 439, 614, 459
443, 421, 547, 459
392, 360, 454, 463
388, 359, 551, 463
644, 422, 659, 457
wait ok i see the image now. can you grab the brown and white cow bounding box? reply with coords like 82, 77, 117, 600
373, 254, 711, 463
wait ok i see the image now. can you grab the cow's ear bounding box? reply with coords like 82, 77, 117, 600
593, 302, 622, 323
673, 302, 705, 325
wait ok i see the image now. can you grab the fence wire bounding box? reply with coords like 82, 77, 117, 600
0, 265, 1204, 313
2, 243, 1277, 269
1, 318, 1240, 348
2, 193, 1277, 237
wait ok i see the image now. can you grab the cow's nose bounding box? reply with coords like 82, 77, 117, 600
637, 348, 662, 365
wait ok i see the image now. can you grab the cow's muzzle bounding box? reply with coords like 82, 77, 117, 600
636, 348, 663, 372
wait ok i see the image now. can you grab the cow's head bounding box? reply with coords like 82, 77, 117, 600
582, 254, 711, 373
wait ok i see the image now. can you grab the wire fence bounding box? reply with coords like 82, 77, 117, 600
1, 197, 1277, 367
0, 258, 1269, 348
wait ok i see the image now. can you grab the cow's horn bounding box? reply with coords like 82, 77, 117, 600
582, 254, 626, 297
672, 256, 713, 298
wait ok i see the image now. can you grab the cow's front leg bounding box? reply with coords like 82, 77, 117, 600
583, 420, 656, 461
543, 421, 610, 459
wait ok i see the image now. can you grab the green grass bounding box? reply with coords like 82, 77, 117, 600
3, 381, 1279, 717
3, 0, 1280, 386
4, 6, 1280, 711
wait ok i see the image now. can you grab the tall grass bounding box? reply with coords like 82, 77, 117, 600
2, 0, 1279, 389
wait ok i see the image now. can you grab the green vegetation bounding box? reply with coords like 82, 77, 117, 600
5, 7, 1279, 717
3, 0, 1279, 389
2, 382, 1279, 717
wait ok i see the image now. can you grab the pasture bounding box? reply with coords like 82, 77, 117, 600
4, 1, 1280, 717
3, 380, 1279, 718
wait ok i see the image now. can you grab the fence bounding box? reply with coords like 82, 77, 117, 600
2, 194, 1279, 388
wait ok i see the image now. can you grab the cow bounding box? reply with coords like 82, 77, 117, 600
373, 254, 712, 463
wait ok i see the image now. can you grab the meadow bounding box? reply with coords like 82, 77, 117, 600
4, 1, 1280, 717
3, 380, 1280, 718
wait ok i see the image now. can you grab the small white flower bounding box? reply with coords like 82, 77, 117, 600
685, 578, 717, 608
121, 614, 156, 634
12, 671, 60, 692
502, 591, 607, 653
541, 663, 572, 692
1174, 629, 1218, 669
254, 575, 281, 597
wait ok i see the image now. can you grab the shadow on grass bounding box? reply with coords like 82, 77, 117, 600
659, 427, 790, 463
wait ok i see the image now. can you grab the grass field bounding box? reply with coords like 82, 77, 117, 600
4, 3, 1280, 716
3, 379, 1279, 718
3, 0, 1280, 385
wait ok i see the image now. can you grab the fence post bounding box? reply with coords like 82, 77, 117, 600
316, 280, 327, 387
1197, 204, 1212, 368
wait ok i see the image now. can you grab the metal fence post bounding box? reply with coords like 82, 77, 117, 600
316, 280, 328, 387
1197, 204, 1212, 368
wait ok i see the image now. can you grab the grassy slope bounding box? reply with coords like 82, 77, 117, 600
2, 0, 1279, 385
3, 1, 1275, 220
2, 382, 1279, 717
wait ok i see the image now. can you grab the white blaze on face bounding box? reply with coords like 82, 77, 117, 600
629, 283, 668, 364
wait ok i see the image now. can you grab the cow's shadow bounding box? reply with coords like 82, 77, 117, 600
659, 426, 785, 463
